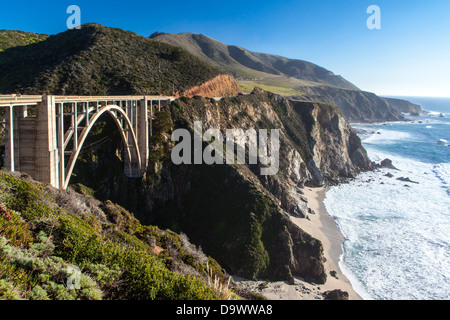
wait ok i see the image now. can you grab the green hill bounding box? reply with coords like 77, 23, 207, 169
0, 30, 48, 52
0, 24, 224, 95
149, 32, 359, 91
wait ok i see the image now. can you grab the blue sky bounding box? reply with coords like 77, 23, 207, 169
1, 0, 449, 97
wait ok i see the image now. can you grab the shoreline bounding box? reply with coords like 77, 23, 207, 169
294, 187, 362, 300
235, 187, 362, 300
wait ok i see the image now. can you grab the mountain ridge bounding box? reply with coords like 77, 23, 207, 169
150, 31, 423, 122
150, 32, 359, 91
0, 26, 423, 122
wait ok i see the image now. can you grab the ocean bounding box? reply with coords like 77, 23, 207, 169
323, 97, 450, 300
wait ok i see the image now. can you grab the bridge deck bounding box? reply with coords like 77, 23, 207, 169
0, 95, 177, 107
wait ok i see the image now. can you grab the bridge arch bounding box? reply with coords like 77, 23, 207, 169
63, 104, 141, 189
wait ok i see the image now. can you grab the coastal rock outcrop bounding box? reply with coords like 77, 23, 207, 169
396, 177, 419, 184
295, 86, 404, 123
323, 289, 349, 300
384, 97, 423, 114
380, 158, 399, 170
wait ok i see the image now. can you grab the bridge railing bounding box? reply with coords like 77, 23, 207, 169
0, 95, 176, 105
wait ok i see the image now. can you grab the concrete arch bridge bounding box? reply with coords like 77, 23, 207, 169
0, 94, 175, 189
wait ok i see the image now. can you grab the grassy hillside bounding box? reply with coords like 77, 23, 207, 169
0, 170, 258, 300
0, 24, 224, 95
238, 76, 320, 97
0, 30, 48, 52
150, 32, 359, 91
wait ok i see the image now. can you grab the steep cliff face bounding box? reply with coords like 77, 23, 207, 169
70, 88, 372, 284
384, 97, 423, 114
296, 85, 404, 123
292, 100, 373, 186
184, 74, 242, 97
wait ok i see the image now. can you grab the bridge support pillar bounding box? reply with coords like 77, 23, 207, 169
4, 105, 30, 173
139, 97, 149, 174
35, 95, 60, 188
4, 106, 15, 172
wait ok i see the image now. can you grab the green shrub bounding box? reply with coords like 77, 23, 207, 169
0, 235, 103, 300
0, 279, 22, 300
0, 170, 229, 300
0, 204, 34, 248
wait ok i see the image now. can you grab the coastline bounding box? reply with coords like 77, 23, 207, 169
235, 187, 362, 300
293, 187, 361, 300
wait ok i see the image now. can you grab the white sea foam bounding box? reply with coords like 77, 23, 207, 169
426, 110, 449, 117
362, 129, 415, 145
324, 146, 450, 300
337, 250, 374, 300
433, 163, 450, 195
414, 119, 450, 126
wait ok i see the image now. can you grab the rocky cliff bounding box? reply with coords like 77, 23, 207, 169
70, 88, 373, 284
384, 97, 423, 114
291, 99, 373, 185
296, 85, 404, 123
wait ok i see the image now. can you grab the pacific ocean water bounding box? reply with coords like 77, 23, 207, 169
324, 97, 450, 300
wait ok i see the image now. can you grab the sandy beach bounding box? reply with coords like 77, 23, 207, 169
235, 187, 361, 300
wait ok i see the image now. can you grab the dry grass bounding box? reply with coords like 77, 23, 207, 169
206, 262, 233, 300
